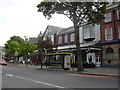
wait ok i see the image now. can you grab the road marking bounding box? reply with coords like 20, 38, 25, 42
5, 73, 66, 88
6, 74, 14, 77
16, 75, 66, 88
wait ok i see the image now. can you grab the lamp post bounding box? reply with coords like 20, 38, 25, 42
14, 50, 18, 65
43, 48, 47, 69
28, 52, 31, 65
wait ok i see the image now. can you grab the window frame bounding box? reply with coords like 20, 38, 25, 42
58, 36, 62, 44
70, 33, 75, 42
118, 26, 120, 39
64, 35, 68, 44
104, 13, 112, 23
117, 10, 120, 20
105, 28, 113, 40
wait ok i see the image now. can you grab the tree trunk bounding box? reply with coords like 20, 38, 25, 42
74, 26, 84, 71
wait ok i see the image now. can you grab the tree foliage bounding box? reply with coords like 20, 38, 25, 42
5, 36, 37, 57
5, 41, 20, 56
37, 35, 54, 52
37, 1, 107, 71
37, 2, 107, 25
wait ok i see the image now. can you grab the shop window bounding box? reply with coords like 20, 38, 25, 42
106, 47, 114, 61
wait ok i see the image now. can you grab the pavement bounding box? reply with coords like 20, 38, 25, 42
7, 63, 119, 77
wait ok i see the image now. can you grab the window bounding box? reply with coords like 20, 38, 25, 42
58, 36, 62, 44
70, 33, 75, 42
104, 13, 112, 23
50, 35, 54, 43
118, 26, 120, 39
90, 26, 95, 38
64, 35, 68, 43
83, 26, 95, 39
105, 28, 112, 40
106, 48, 114, 60
117, 10, 120, 20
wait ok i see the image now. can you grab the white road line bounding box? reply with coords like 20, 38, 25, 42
6, 74, 14, 77
15, 75, 66, 88
5, 74, 66, 88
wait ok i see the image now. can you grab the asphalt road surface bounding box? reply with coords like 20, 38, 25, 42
1, 65, 119, 89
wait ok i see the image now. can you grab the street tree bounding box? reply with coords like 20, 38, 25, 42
5, 36, 37, 58
5, 41, 20, 57
37, 1, 107, 71
5, 36, 24, 50
20, 40, 37, 56
37, 35, 54, 52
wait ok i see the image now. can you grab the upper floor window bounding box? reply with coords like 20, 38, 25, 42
58, 36, 62, 44
118, 26, 120, 39
64, 35, 68, 43
117, 10, 120, 20
104, 13, 112, 23
70, 33, 75, 42
105, 28, 112, 40
50, 35, 54, 43
83, 26, 95, 40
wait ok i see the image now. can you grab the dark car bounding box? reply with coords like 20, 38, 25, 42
0, 59, 7, 66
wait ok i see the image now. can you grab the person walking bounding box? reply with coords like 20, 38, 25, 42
25, 58, 28, 67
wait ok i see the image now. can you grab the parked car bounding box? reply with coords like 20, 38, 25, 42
0, 59, 7, 66
9, 60, 14, 63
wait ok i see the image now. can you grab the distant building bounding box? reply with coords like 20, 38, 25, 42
0, 46, 5, 59
100, 3, 120, 66
29, 37, 37, 44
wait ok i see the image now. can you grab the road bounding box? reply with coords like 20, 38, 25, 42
1, 65, 119, 89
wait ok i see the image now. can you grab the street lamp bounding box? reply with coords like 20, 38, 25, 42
14, 50, 18, 64
43, 48, 47, 69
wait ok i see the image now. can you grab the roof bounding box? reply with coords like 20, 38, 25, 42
43, 25, 63, 37
57, 26, 74, 36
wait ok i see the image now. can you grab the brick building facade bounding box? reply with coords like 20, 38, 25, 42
100, 3, 120, 66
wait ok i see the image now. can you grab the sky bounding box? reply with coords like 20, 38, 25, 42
0, 0, 73, 46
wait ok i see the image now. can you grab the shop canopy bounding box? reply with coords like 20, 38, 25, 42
43, 52, 73, 56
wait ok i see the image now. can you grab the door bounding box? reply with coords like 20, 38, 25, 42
96, 55, 101, 66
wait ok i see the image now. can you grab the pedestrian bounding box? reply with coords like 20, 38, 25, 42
25, 58, 28, 67
28, 58, 30, 65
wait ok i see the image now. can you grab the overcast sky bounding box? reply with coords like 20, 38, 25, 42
0, 0, 73, 46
